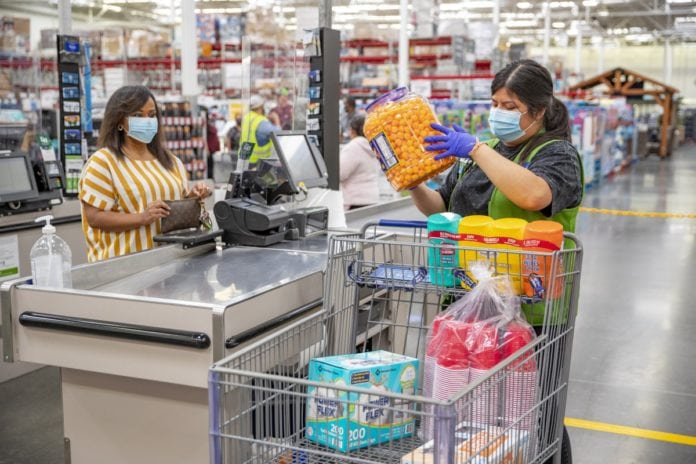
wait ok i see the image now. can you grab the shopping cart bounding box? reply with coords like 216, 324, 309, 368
209, 219, 583, 464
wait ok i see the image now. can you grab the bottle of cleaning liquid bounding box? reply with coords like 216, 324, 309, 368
427, 212, 461, 287
523, 220, 564, 298
490, 218, 527, 294
30, 215, 72, 288
457, 215, 494, 290
458, 215, 494, 268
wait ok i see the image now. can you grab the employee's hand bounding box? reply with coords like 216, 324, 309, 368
187, 183, 211, 200
424, 123, 477, 160
140, 200, 170, 225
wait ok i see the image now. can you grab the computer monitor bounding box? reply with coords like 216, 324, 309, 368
0, 151, 39, 203
269, 131, 329, 193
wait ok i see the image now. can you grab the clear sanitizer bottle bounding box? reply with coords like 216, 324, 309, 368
30, 215, 72, 288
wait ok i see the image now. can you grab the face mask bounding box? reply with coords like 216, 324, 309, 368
488, 108, 536, 143
127, 116, 158, 144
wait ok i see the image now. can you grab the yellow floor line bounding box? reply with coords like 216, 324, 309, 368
579, 207, 696, 219
565, 417, 696, 446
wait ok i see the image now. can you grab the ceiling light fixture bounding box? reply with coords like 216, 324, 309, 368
516, 2, 533, 9
440, 1, 493, 9
549, 1, 576, 8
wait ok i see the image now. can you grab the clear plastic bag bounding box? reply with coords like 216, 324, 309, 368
421, 263, 537, 440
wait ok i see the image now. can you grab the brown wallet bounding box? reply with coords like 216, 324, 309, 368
160, 198, 201, 234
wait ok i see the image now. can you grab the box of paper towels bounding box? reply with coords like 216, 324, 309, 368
306, 350, 419, 451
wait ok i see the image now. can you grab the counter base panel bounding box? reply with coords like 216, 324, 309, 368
62, 368, 208, 464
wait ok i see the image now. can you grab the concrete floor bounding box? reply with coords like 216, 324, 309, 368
1, 145, 695, 463
567, 146, 696, 463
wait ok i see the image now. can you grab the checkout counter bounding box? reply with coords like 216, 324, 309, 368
0, 130, 423, 463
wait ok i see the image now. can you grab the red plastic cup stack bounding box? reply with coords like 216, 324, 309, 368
432, 321, 471, 424
468, 322, 502, 426
500, 322, 537, 431
422, 314, 456, 440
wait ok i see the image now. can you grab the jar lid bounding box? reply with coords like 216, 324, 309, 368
365, 87, 409, 112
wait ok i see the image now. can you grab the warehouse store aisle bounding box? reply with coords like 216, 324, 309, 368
567, 144, 696, 463
0, 146, 695, 464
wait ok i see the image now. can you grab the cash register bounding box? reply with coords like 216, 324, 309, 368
214, 131, 330, 247
0, 148, 64, 216
0, 113, 65, 216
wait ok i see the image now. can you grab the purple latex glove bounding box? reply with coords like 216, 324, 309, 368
424, 123, 477, 160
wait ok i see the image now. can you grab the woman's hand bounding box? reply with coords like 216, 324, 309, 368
424, 123, 478, 160
140, 200, 170, 225
186, 183, 211, 200
268, 112, 281, 127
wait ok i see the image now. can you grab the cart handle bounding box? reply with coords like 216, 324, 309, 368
19, 312, 211, 349
360, 219, 427, 235
378, 219, 428, 228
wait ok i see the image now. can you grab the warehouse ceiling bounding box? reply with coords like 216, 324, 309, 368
1, 0, 695, 43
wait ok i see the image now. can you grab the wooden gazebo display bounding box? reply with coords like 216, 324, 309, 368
569, 68, 678, 158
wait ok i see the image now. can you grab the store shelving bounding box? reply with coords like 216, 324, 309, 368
340, 36, 493, 100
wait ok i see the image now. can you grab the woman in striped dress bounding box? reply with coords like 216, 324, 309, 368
79, 85, 210, 262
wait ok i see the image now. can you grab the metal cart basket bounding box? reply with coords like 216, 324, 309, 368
209, 220, 583, 464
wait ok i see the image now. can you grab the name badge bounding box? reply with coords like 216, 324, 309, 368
239, 142, 255, 160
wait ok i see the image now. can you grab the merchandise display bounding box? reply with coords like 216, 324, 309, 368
305, 350, 418, 452
364, 88, 455, 191
160, 100, 208, 180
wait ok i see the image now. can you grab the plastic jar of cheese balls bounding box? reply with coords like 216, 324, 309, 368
364, 88, 455, 192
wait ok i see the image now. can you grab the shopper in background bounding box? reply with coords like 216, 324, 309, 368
203, 108, 220, 179
269, 88, 294, 130
239, 94, 281, 165
414, 59, 583, 232
339, 114, 380, 210
226, 115, 242, 153
78, 85, 210, 262
340, 96, 359, 142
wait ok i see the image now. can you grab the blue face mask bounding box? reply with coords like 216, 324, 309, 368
488, 108, 536, 143
127, 116, 158, 144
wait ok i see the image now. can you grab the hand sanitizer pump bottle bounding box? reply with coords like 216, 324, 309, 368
29, 215, 72, 288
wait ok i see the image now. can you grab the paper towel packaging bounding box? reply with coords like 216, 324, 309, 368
306, 350, 419, 452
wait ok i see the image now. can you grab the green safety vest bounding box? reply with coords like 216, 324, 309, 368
240, 111, 272, 163
454, 137, 584, 325
486, 137, 584, 233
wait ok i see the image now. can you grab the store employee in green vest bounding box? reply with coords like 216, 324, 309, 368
413, 59, 583, 463
239, 94, 281, 165
412, 59, 583, 234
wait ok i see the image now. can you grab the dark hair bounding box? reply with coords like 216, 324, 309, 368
491, 59, 570, 151
98, 85, 174, 170
349, 114, 365, 137
345, 96, 356, 111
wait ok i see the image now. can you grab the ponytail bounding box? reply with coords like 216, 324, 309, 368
542, 96, 571, 142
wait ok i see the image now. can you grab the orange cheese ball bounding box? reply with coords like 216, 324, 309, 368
365, 93, 455, 192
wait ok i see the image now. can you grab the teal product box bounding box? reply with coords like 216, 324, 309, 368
305, 351, 419, 452
427, 212, 461, 287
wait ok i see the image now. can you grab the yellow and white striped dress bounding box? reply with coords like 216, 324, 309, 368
78, 148, 189, 262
